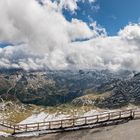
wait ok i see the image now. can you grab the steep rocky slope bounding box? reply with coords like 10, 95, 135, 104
95, 73, 140, 108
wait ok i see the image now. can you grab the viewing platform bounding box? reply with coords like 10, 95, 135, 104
0, 109, 140, 136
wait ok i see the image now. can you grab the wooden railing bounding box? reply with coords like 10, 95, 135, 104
0, 120, 15, 129
1, 109, 140, 134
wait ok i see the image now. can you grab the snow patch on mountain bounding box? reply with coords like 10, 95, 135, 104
19, 112, 70, 124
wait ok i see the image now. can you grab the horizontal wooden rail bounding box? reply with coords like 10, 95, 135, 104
1, 109, 140, 134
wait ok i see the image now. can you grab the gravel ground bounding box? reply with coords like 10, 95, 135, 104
1, 119, 140, 140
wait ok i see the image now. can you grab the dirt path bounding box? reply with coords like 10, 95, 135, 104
1, 119, 140, 140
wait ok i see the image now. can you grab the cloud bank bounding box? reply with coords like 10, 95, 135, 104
0, 0, 140, 71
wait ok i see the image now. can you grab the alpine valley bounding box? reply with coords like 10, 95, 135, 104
0, 69, 140, 123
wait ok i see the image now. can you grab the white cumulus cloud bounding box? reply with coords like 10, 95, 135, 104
0, 0, 140, 71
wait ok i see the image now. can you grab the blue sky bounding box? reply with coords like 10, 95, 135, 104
63, 0, 140, 35
0, 42, 13, 48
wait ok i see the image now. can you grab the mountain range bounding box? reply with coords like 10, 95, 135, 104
0, 69, 139, 109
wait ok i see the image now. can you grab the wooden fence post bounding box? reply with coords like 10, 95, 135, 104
25, 124, 27, 132
9, 122, 11, 128
13, 125, 15, 134
37, 123, 39, 131
49, 122, 51, 129
108, 113, 110, 120
133, 111, 135, 118
85, 117, 87, 125
73, 119, 75, 127
60, 120, 63, 128
97, 115, 99, 123
119, 111, 121, 119
130, 110, 133, 119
